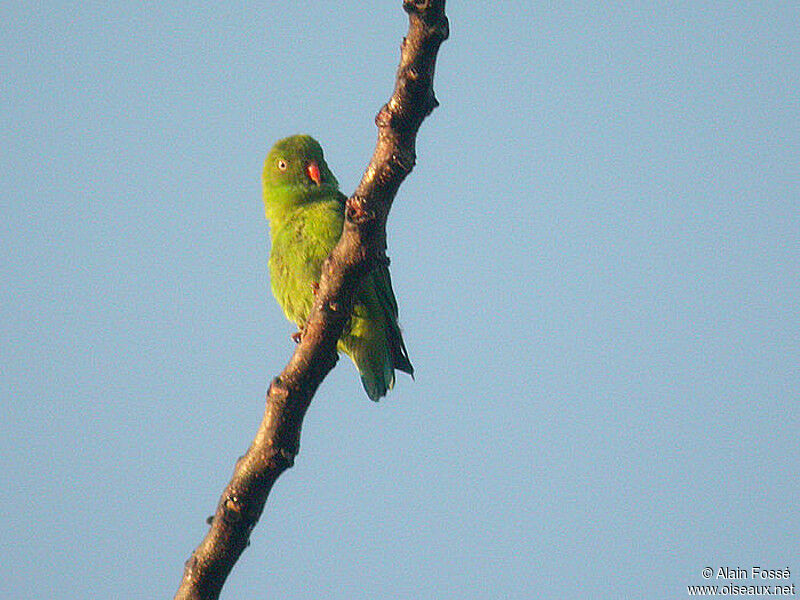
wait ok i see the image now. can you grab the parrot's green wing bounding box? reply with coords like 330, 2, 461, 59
338, 261, 413, 401
371, 263, 414, 376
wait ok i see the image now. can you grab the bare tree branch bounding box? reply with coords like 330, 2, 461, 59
174, 2, 448, 599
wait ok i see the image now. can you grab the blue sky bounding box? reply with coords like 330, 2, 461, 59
2, 2, 798, 599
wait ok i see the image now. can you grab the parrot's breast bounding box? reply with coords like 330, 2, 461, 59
268, 200, 344, 327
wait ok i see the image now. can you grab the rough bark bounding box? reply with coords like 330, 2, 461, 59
174, 2, 448, 599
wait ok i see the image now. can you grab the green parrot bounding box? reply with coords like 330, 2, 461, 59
262, 134, 413, 401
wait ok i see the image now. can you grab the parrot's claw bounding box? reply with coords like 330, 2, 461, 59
311, 281, 320, 296
291, 331, 303, 344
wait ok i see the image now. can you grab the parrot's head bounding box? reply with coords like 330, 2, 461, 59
262, 134, 339, 199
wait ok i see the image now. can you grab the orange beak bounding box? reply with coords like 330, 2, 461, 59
306, 160, 321, 185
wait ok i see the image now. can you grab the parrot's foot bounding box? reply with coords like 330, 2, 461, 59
311, 281, 319, 296
291, 330, 303, 344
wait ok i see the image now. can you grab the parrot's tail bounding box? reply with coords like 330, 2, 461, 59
340, 319, 413, 402
357, 344, 396, 402
341, 265, 413, 401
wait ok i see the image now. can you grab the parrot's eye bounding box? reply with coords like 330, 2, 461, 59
276, 159, 288, 171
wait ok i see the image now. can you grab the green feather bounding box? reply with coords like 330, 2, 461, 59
262, 135, 413, 401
